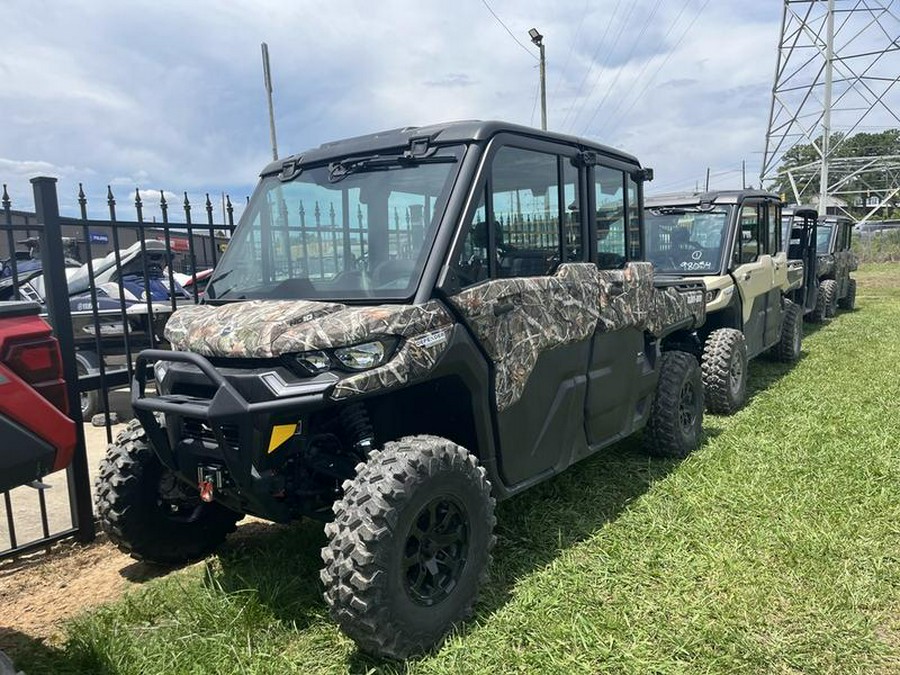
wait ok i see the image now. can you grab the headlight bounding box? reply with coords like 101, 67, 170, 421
333, 341, 387, 371
293, 339, 396, 376
704, 289, 719, 304
295, 350, 331, 374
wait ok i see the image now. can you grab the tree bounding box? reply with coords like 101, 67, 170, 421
770, 129, 900, 218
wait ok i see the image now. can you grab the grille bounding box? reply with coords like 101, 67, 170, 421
182, 418, 240, 452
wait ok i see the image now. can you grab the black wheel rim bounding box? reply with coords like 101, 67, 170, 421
403, 495, 470, 606
679, 379, 698, 433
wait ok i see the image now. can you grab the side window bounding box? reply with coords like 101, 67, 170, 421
563, 160, 582, 262
768, 202, 780, 254
626, 174, 641, 260
456, 189, 488, 287
492, 147, 561, 278
594, 166, 626, 269
841, 224, 851, 250
736, 204, 761, 264
455, 146, 564, 287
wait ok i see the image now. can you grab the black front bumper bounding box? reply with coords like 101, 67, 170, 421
132, 349, 329, 521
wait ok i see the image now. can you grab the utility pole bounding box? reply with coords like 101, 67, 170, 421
261, 42, 279, 161
705, 167, 710, 191
818, 0, 835, 216
529, 28, 547, 131
742, 159, 746, 188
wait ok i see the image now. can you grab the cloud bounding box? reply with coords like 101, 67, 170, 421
0, 0, 896, 213
424, 73, 477, 88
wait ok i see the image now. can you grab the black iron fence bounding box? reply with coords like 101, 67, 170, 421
1, 177, 235, 559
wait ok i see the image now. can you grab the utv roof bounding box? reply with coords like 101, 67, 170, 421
645, 189, 779, 209
783, 205, 819, 219
260, 120, 641, 176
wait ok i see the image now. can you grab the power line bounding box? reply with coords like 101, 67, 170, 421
479, 0, 538, 59
558, 0, 624, 131
599, 0, 711, 137
594, 0, 691, 137
550, 0, 591, 103
565, 0, 637, 134
579, 0, 665, 137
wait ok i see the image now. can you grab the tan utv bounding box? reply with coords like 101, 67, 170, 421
783, 209, 858, 321
644, 190, 809, 414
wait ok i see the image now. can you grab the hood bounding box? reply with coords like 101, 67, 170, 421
164, 299, 453, 358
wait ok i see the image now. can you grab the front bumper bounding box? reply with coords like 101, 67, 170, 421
132, 349, 331, 521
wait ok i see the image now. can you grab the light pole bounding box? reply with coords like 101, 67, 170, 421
528, 28, 547, 131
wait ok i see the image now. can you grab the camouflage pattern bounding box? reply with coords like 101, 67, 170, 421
165, 262, 703, 411
165, 299, 454, 399
450, 264, 600, 410
450, 262, 704, 410
817, 250, 858, 298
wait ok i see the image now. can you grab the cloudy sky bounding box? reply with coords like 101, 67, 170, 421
0, 0, 892, 222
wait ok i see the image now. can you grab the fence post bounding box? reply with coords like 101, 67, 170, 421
31, 176, 96, 544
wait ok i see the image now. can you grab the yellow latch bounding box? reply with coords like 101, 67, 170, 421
267, 423, 297, 454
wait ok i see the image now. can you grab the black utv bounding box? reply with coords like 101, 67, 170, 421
644, 190, 813, 415
783, 209, 858, 320
96, 121, 707, 659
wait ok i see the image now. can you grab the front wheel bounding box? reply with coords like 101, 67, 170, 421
701, 328, 748, 415
321, 436, 495, 660
644, 351, 704, 458
95, 420, 241, 564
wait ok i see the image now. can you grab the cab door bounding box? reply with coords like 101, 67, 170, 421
732, 201, 771, 356
446, 138, 594, 488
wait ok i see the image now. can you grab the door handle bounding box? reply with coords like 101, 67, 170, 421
743, 272, 752, 281
493, 302, 515, 317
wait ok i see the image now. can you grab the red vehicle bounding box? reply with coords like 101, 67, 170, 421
0, 301, 75, 493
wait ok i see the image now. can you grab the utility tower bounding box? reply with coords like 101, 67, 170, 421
761, 0, 900, 223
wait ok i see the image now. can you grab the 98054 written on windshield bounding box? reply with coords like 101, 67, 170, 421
644, 207, 732, 275
206, 146, 464, 301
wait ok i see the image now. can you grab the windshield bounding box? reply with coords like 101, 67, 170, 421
644, 207, 732, 275
816, 224, 834, 254
207, 146, 465, 301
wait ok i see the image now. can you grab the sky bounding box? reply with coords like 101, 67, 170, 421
0, 0, 892, 223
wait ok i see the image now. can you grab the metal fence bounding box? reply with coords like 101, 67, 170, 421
1, 177, 235, 559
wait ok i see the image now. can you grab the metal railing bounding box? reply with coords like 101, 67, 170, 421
0, 177, 235, 559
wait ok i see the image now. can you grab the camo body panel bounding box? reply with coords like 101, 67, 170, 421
816, 255, 835, 278
164, 299, 454, 398
449, 262, 703, 410
449, 264, 600, 410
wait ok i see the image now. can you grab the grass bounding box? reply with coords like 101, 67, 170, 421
10, 264, 900, 674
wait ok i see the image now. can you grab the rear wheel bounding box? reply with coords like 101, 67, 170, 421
321, 435, 495, 659
775, 300, 803, 363
701, 328, 748, 415
838, 278, 856, 310
95, 420, 241, 564
644, 351, 704, 458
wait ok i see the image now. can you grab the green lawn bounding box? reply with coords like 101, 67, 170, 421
13, 265, 900, 674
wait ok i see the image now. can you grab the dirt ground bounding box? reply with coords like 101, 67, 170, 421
0, 540, 140, 649
0, 388, 146, 654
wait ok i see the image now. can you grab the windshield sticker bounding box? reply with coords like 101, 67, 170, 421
679, 260, 714, 271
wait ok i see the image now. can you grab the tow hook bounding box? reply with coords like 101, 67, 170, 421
197, 465, 224, 503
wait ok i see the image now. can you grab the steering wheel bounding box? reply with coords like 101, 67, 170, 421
331, 268, 370, 291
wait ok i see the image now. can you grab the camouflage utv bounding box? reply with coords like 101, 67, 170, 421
96, 121, 707, 659
644, 190, 809, 415
783, 209, 858, 321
